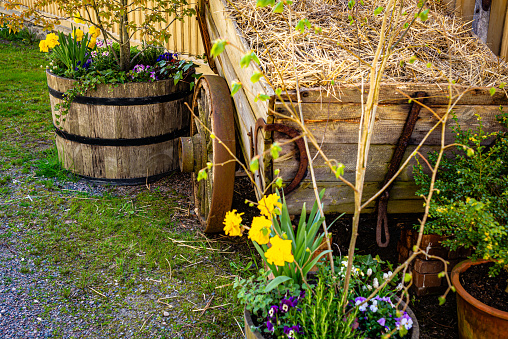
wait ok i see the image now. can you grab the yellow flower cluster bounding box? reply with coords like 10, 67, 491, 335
257, 193, 282, 218
72, 28, 84, 42
248, 216, 271, 245
39, 33, 59, 53
222, 193, 294, 267
265, 235, 294, 266
223, 210, 244, 237
87, 26, 100, 49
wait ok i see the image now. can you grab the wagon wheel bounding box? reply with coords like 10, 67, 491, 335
179, 75, 236, 233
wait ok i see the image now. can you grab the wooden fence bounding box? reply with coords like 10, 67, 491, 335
13, 0, 205, 56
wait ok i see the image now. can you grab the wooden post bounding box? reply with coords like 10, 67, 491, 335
487, 0, 508, 55
472, 0, 491, 43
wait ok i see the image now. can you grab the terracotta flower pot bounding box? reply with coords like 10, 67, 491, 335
244, 300, 420, 338
451, 259, 508, 339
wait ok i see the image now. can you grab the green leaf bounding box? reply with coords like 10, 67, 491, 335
250, 52, 260, 65
426, 62, 432, 68
251, 71, 263, 83
490, 87, 497, 96
373, 6, 383, 15
404, 22, 409, 29
347, 0, 355, 9
231, 81, 242, 96
404, 273, 412, 283
438, 271, 445, 278
295, 19, 310, 33
197, 168, 207, 181
450, 286, 456, 292
210, 39, 228, 58
408, 56, 417, 64
499, 82, 506, 89
275, 88, 282, 96
256, 0, 275, 7
438, 296, 446, 305
275, 177, 283, 188
466, 148, 474, 157
240, 53, 252, 68
331, 163, 345, 178
250, 156, 260, 173
270, 142, 282, 159
272, 1, 284, 13
419, 9, 429, 22
255, 94, 271, 102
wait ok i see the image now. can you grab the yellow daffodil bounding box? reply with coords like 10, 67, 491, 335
223, 209, 244, 237
72, 28, 84, 42
73, 13, 84, 24
39, 39, 49, 52
45, 33, 59, 48
88, 37, 97, 49
88, 26, 100, 38
248, 216, 272, 245
265, 235, 294, 266
257, 193, 282, 218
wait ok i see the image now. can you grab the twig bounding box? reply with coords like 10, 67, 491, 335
89, 287, 107, 298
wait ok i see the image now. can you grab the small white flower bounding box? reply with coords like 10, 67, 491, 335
362, 285, 367, 291
383, 273, 388, 280
341, 261, 348, 267
369, 304, 378, 313
359, 304, 367, 312
397, 283, 403, 291
371, 299, 378, 306
53, 66, 57, 69
367, 268, 372, 276
388, 271, 393, 277
367, 284, 372, 291
49, 61, 53, 66
373, 278, 379, 289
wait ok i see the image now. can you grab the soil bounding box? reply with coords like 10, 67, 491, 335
459, 262, 508, 312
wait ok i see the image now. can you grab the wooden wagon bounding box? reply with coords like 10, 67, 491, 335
179, 0, 508, 234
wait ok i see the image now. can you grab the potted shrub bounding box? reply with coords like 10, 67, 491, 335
224, 191, 419, 338
3, 0, 200, 183
414, 111, 508, 338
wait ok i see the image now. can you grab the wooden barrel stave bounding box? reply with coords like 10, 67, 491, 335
47, 71, 191, 183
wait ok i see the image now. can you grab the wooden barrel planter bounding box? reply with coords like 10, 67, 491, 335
46, 70, 193, 184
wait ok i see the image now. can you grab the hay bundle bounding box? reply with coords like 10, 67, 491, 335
229, 0, 508, 89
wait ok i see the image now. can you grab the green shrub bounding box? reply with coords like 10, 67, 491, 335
414, 109, 508, 275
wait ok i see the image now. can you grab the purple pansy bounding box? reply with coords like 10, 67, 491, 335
268, 305, 278, 319
280, 298, 293, 313
266, 320, 274, 332
377, 317, 386, 326
283, 325, 302, 338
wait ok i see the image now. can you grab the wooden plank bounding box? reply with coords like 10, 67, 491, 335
457, 0, 476, 21
207, 0, 272, 120
273, 102, 504, 121
284, 181, 424, 215
500, 4, 508, 59
486, 0, 507, 55
277, 83, 508, 105
274, 105, 505, 145
274, 143, 443, 183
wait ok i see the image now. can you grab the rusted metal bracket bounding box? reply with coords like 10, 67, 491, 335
196, 4, 218, 74
254, 118, 308, 195
376, 92, 426, 248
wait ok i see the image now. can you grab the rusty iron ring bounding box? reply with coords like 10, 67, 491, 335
254, 118, 308, 195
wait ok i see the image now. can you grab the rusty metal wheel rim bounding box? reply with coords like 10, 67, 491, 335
191, 75, 236, 233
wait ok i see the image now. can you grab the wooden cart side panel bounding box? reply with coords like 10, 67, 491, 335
207, 0, 273, 120
273, 104, 504, 145
286, 181, 425, 214
277, 84, 508, 105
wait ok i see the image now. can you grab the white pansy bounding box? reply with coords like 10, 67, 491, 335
373, 278, 379, 289
369, 304, 378, 313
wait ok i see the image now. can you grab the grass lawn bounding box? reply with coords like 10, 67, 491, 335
0, 38, 257, 338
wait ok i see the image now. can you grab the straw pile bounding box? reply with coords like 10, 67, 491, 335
228, 0, 508, 89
